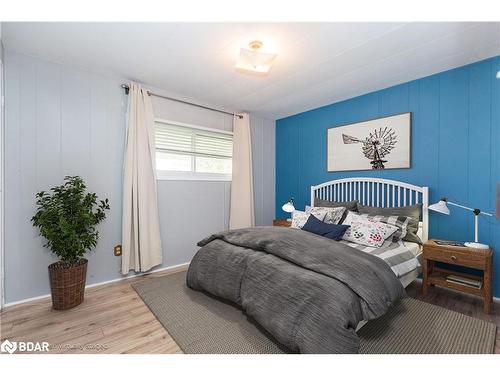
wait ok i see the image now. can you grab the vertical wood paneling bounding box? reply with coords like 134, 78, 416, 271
250, 115, 264, 225
4, 51, 276, 303
276, 55, 500, 297
106, 83, 127, 257
490, 56, 500, 298
4, 52, 22, 301
85, 75, 117, 284
468, 60, 492, 245
276, 117, 299, 215
407, 81, 420, 184
249, 113, 277, 226
438, 67, 469, 241
18, 55, 40, 300
89, 75, 109, 192
418, 75, 440, 235
61, 68, 91, 179
262, 117, 276, 225
35, 60, 61, 187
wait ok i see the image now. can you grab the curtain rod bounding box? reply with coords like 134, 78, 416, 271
121, 84, 243, 119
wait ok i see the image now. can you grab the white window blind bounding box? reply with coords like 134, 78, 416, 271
155, 120, 233, 180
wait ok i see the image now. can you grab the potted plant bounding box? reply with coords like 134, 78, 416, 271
32, 176, 110, 310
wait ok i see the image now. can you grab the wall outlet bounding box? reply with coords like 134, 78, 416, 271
114, 245, 122, 256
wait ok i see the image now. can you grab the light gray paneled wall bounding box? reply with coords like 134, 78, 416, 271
1, 26, 5, 307
4, 52, 127, 303
3, 51, 275, 304
250, 114, 275, 226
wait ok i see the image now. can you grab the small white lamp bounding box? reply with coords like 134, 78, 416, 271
281, 198, 295, 222
428, 197, 493, 249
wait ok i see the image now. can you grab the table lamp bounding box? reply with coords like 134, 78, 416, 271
282, 198, 295, 222
428, 197, 493, 249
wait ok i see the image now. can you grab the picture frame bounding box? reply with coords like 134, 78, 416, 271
327, 112, 411, 172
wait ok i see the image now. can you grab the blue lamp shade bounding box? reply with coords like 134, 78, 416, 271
282, 198, 295, 213
428, 199, 450, 215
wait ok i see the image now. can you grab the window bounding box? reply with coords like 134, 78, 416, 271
155, 120, 233, 181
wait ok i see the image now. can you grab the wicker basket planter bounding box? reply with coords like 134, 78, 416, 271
48, 258, 88, 310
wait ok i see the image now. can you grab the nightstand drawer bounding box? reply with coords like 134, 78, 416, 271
424, 247, 486, 269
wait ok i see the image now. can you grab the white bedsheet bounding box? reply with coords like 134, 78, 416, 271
403, 241, 422, 258
341, 239, 421, 279
355, 241, 421, 332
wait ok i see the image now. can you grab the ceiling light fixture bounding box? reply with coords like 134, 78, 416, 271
236, 40, 277, 75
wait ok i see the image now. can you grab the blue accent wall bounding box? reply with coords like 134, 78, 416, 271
276, 56, 500, 297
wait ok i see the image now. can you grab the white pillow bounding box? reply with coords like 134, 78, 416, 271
342, 212, 399, 247
342, 211, 362, 225
354, 213, 410, 243
305, 205, 345, 224
291, 210, 326, 229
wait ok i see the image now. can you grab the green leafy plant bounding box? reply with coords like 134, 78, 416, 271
32, 176, 110, 266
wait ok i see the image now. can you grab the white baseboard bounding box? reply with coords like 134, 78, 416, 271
3, 267, 499, 308
2, 262, 190, 308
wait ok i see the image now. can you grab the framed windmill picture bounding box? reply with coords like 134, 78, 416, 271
327, 112, 411, 172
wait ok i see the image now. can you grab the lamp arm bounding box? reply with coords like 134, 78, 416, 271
447, 201, 493, 217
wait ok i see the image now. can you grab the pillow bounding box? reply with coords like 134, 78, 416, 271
305, 205, 345, 224
342, 211, 367, 225
314, 198, 358, 211
352, 213, 411, 243
291, 210, 326, 229
341, 213, 399, 247
356, 203, 422, 244
314, 198, 358, 223
301, 214, 350, 240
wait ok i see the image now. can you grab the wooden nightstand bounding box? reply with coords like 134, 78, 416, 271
273, 219, 291, 227
422, 239, 493, 313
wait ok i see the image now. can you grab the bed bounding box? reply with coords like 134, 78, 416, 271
310, 177, 428, 287
187, 178, 429, 353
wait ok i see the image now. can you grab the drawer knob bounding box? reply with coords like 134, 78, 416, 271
451, 255, 457, 261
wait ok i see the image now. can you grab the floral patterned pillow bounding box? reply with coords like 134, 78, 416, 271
291, 210, 326, 229
342, 213, 398, 247
305, 206, 346, 224
356, 213, 410, 243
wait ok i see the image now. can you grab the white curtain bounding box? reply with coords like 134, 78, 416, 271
229, 113, 255, 229
121, 83, 163, 274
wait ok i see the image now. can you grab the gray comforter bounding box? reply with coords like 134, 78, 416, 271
187, 226, 406, 353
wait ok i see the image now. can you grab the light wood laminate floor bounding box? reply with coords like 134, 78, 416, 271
1, 268, 498, 354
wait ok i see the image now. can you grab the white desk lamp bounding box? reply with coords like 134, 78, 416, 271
282, 198, 295, 222
428, 197, 493, 249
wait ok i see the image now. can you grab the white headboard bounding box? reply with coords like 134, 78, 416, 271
311, 177, 429, 242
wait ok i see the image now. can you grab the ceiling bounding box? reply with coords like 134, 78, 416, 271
3, 22, 500, 119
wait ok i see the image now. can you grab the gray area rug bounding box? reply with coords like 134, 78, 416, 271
132, 271, 496, 354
